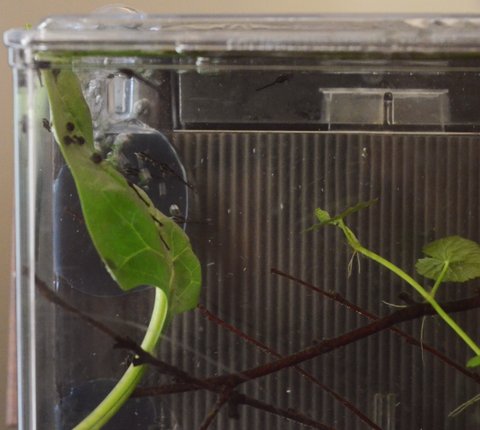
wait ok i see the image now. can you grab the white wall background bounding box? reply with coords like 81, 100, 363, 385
3, 1, 480, 428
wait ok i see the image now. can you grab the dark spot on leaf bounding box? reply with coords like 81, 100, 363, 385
73, 135, 85, 145
127, 181, 151, 207
150, 214, 163, 227
52, 69, 61, 81
90, 152, 103, 164
159, 233, 170, 251
63, 135, 74, 145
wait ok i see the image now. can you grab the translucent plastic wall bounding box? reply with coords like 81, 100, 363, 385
6, 14, 480, 430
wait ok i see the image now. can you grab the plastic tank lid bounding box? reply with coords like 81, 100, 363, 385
5, 10, 480, 54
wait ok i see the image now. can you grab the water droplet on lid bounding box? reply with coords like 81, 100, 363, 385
93, 5, 143, 15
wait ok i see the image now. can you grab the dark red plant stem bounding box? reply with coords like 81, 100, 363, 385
232, 296, 480, 385
195, 389, 335, 430
271, 267, 480, 385
35, 274, 332, 430
136, 294, 480, 398
270, 267, 369, 316
198, 304, 381, 430
231, 392, 336, 430
198, 389, 232, 430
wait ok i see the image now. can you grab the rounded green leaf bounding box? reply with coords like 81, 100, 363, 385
416, 236, 480, 283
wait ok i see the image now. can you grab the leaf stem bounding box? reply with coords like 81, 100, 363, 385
430, 261, 449, 298
73, 288, 168, 430
337, 220, 480, 357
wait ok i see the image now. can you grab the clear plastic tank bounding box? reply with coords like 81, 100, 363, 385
5, 11, 480, 430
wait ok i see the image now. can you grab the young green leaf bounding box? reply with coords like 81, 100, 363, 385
467, 355, 480, 368
314, 208, 332, 224
315, 199, 378, 225
312, 199, 378, 229
416, 236, 480, 283
335, 199, 378, 222
42, 68, 201, 313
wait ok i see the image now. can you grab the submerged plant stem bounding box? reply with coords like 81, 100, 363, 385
430, 261, 449, 298
74, 288, 168, 430
271, 267, 480, 384
135, 293, 480, 400
338, 221, 480, 357
449, 393, 480, 417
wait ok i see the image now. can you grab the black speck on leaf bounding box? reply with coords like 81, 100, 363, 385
74, 135, 85, 145
63, 135, 74, 145
90, 153, 103, 164
52, 69, 61, 81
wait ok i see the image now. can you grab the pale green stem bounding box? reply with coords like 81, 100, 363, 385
449, 393, 480, 417
338, 221, 480, 357
430, 261, 449, 298
74, 288, 168, 430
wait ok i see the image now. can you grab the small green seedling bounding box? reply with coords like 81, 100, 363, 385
311, 201, 480, 368
42, 67, 201, 429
